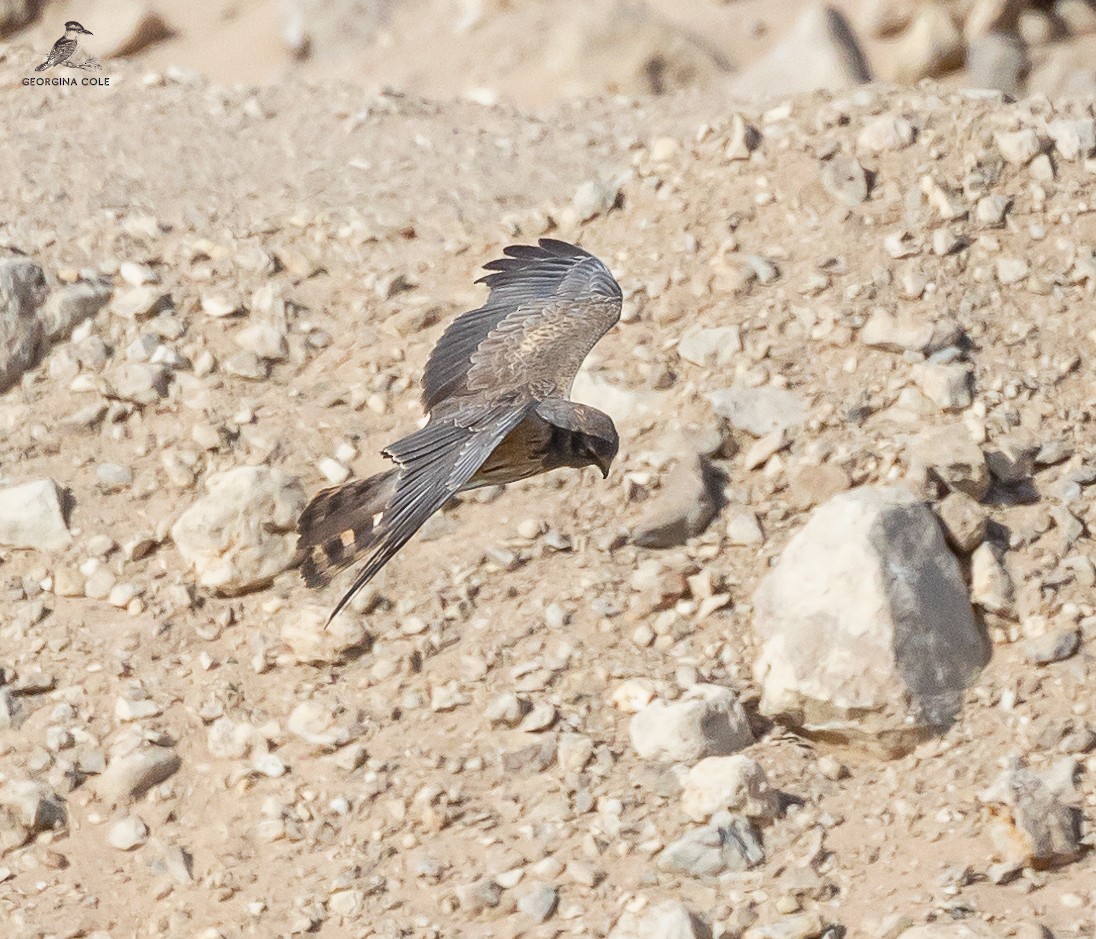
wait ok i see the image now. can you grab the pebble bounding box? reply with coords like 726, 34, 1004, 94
517, 883, 559, 922
97, 745, 181, 804
108, 815, 149, 850
996, 128, 1042, 165
608, 901, 712, 939
820, 154, 870, 205
858, 113, 915, 153
658, 812, 764, 876
1023, 629, 1079, 665
935, 491, 986, 552
681, 755, 780, 823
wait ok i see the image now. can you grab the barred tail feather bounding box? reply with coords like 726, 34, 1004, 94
296, 470, 399, 589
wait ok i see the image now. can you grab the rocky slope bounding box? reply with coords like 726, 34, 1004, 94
0, 66, 1095, 939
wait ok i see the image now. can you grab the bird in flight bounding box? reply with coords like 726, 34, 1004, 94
297, 239, 622, 622
35, 21, 93, 71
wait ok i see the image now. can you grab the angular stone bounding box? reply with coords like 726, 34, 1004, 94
981, 760, 1082, 868
0, 780, 66, 852
707, 386, 807, 437
609, 901, 713, 939
858, 114, 915, 153
681, 755, 780, 824
995, 128, 1042, 165
97, 746, 181, 804
935, 491, 986, 552
743, 912, 826, 939
970, 543, 1015, 616
632, 453, 721, 549
678, 326, 742, 367
171, 466, 304, 594
911, 362, 972, 411
753, 487, 987, 754
630, 684, 753, 763
1023, 629, 1079, 666
821, 154, 870, 205
0, 479, 71, 551
279, 604, 368, 664
906, 425, 990, 500
658, 813, 764, 877
0, 256, 47, 392
1047, 118, 1096, 160
39, 280, 111, 342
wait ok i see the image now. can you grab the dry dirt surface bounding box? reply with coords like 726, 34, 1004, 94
1, 22, 1096, 939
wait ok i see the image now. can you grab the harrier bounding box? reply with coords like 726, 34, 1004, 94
298, 239, 622, 621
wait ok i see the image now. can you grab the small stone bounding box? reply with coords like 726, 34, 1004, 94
817, 755, 848, 780
108, 362, 170, 404
911, 362, 972, 411
970, 543, 1015, 616
84, 567, 117, 601
708, 386, 807, 437
658, 813, 764, 877
858, 114, 915, 153
119, 261, 157, 286
486, 692, 528, 727
726, 506, 764, 545
906, 425, 990, 500
97, 746, 181, 804
629, 684, 753, 763
96, 462, 133, 492
820, 154, 869, 205
632, 453, 721, 549
224, 351, 269, 380
279, 605, 367, 665
519, 701, 557, 733
995, 257, 1030, 285
975, 194, 1010, 227
108, 815, 149, 850
985, 437, 1036, 485
649, 136, 680, 162
287, 700, 355, 749
110, 286, 169, 320
201, 294, 239, 318
742, 912, 826, 939
455, 878, 502, 913
725, 113, 760, 161
171, 466, 304, 594
1023, 629, 1079, 665
935, 491, 986, 552
681, 755, 780, 823
608, 901, 713, 939
0, 479, 71, 551
786, 463, 851, 509
981, 760, 1082, 868
678, 326, 742, 367
236, 322, 288, 361
558, 733, 595, 773
0, 780, 66, 852
1047, 118, 1096, 160
572, 179, 619, 222
517, 884, 558, 923
996, 128, 1042, 165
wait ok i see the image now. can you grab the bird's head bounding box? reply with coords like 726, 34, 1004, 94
65, 21, 92, 35
536, 399, 619, 479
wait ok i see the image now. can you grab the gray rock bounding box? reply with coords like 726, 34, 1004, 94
753, 486, 987, 754
0, 479, 71, 551
97, 745, 181, 804
906, 424, 991, 500
911, 362, 972, 411
517, 883, 558, 922
96, 463, 133, 493
171, 466, 304, 594
967, 31, 1027, 96
728, 4, 870, 101
742, 912, 827, 939
0, 256, 47, 392
707, 386, 807, 437
107, 362, 171, 404
858, 113, 915, 153
609, 901, 713, 939
630, 684, 753, 763
981, 759, 1082, 868
820, 153, 870, 205
632, 453, 721, 548
985, 437, 1037, 485
1023, 629, 1079, 665
658, 813, 764, 877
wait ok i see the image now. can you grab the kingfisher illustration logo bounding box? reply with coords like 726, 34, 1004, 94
22, 20, 110, 86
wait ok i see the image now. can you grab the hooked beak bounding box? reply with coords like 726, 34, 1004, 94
596, 457, 611, 480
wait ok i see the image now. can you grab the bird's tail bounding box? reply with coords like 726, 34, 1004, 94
296, 469, 399, 590
34, 62, 49, 72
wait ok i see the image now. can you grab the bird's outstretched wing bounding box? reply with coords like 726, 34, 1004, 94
323, 399, 531, 622
421, 239, 622, 411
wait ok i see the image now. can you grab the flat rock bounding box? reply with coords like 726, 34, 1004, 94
1023, 629, 1079, 665
608, 900, 713, 939
632, 453, 721, 548
820, 153, 870, 205
677, 326, 742, 367
657, 813, 764, 877
935, 491, 986, 553
630, 684, 753, 763
0, 478, 71, 551
39, 280, 112, 341
707, 386, 807, 437
753, 486, 987, 755
171, 466, 304, 594
0, 256, 47, 392
857, 113, 915, 153
728, 4, 870, 101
